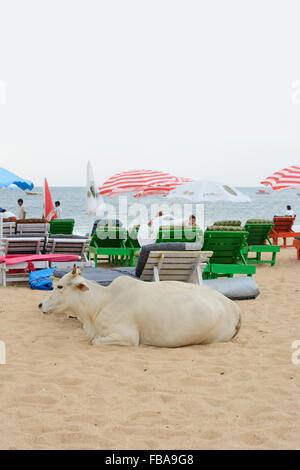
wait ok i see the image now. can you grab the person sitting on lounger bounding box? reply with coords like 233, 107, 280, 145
188, 215, 197, 226
285, 205, 296, 217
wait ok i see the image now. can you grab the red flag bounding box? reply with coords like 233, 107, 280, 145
43, 177, 57, 221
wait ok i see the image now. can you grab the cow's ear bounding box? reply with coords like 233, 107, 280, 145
75, 282, 89, 292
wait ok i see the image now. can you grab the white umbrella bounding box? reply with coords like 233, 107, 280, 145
167, 180, 251, 203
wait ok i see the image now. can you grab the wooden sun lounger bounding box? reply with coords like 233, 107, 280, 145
269, 217, 300, 247
88, 226, 134, 267
0, 254, 79, 287
46, 237, 90, 267
16, 222, 50, 236
2, 221, 16, 236
0, 237, 44, 255
201, 228, 256, 278
243, 221, 280, 266
293, 237, 300, 259
139, 250, 213, 284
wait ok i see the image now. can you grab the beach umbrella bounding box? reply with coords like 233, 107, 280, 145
43, 178, 57, 221
260, 165, 300, 191
0, 167, 34, 191
0, 167, 34, 237
98, 169, 192, 197
167, 180, 251, 203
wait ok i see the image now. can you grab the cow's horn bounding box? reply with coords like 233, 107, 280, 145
72, 264, 77, 275
78, 263, 86, 274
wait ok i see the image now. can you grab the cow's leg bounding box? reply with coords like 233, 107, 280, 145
91, 330, 139, 347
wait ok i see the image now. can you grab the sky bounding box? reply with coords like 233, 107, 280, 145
1, 0, 300, 187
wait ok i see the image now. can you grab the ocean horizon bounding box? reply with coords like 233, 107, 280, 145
1, 186, 300, 235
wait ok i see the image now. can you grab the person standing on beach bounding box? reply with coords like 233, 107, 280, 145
17, 198, 26, 219
285, 205, 296, 217
55, 201, 62, 218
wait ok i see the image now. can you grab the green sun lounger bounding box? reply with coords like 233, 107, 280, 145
156, 225, 203, 243
88, 226, 134, 267
49, 219, 75, 235
202, 226, 256, 279
243, 220, 280, 266
125, 226, 141, 252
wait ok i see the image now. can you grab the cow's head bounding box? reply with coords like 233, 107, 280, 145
38, 264, 90, 315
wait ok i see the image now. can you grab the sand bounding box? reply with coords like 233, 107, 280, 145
0, 248, 300, 450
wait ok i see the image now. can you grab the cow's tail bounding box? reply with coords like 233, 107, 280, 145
231, 310, 242, 339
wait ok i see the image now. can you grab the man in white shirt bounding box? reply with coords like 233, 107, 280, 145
17, 199, 26, 219
55, 201, 63, 218
285, 205, 296, 217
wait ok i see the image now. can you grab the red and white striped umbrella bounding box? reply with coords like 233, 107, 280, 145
98, 169, 192, 197
260, 165, 300, 191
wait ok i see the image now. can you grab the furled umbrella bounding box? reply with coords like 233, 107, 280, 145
260, 165, 300, 191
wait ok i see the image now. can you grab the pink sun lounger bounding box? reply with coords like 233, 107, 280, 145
0, 254, 79, 287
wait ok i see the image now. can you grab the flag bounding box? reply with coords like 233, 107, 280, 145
43, 177, 57, 221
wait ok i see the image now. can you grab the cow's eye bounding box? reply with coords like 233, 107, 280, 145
57, 285, 63, 289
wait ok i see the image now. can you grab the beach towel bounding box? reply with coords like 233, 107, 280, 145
29, 268, 55, 290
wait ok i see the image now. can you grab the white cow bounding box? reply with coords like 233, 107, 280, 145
39, 265, 242, 347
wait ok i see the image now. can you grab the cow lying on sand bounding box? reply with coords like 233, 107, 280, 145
39, 265, 241, 347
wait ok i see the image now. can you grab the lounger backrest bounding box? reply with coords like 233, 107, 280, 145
202, 230, 248, 264
92, 226, 128, 248
156, 226, 202, 243
244, 222, 274, 245
16, 222, 50, 235
272, 216, 295, 233
140, 250, 212, 281
125, 226, 141, 249
2, 222, 16, 236
49, 219, 75, 235
46, 238, 88, 258
1, 237, 43, 255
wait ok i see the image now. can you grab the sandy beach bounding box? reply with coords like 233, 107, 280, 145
0, 247, 299, 450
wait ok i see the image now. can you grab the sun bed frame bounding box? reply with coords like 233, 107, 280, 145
46, 237, 90, 267
88, 226, 134, 267
201, 229, 256, 278
140, 250, 213, 284
293, 237, 300, 260
243, 221, 280, 266
269, 217, 300, 247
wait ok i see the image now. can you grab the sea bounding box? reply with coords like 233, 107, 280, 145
1, 186, 300, 235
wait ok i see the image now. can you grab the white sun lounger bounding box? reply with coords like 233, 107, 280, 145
16, 222, 50, 236
46, 237, 91, 268
139, 250, 213, 284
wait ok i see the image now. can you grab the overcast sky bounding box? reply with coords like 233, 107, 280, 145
1, 0, 300, 187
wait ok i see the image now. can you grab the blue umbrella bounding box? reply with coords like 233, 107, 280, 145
0, 167, 34, 191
